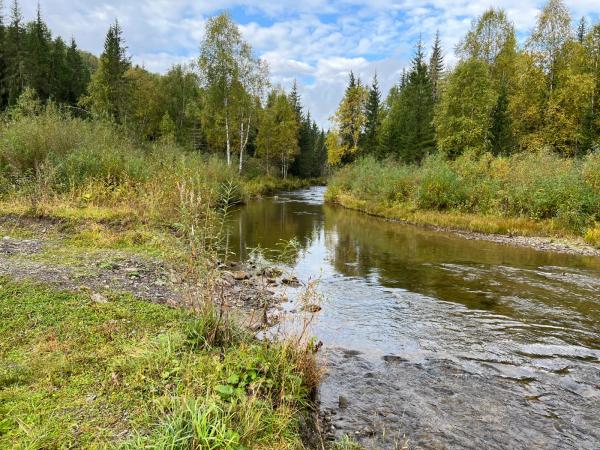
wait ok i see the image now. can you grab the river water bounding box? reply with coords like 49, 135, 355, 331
228, 186, 600, 449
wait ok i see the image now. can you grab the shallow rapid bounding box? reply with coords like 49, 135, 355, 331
229, 186, 600, 449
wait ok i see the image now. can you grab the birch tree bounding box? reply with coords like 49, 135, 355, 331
199, 13, 268, 172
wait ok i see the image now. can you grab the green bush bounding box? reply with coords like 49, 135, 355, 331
328, 149, 600, 234
416, 156, 466, 210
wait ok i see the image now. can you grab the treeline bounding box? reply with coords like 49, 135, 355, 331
0, 2, 326, 179
328, 0, 600, 164
0, 1, 93, 108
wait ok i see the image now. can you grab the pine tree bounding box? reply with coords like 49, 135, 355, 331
429, 30, 444, 101
363, 73, 381, 154
25, 3, 52, 99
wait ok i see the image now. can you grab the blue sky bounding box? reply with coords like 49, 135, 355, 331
16, 1, 600, 127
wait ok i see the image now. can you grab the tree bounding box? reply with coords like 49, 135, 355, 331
0, 0, 7, 108
429, 30, 444, 101
5, 0, 26, 105
122, 66, 163, 139
577, 17, 587, 44
83, 20, 131, 121
65, 38, 90, 105
489, 84, 513, 155
49, 36, 68, 102
581, 24, 600, 150
434, 59, 497, 158
379, 40, 435, 163
160, 64, 201, 146
326, 72, 368, 165
458, 8, 517, 87
256, 89, 299, 178
25, 3, 52, 99
509, 53, 548, 151
527, 0, 572, 91
199, 12, 269, 172
363, 73, 381, 154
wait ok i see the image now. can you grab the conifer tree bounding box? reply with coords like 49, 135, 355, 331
379, 39, 435, 163
0, 0, 7, 108
5, 0, 25, 105
65, 38, 89, 105
25, 3, 52, 99
83, 20, 131, 121
288, 80, 302, 119
577, 17, 587, 44
363, 73, 381, 154
429, 30, 444, 101
489, 84, 513, 156
49, 37, 69, 102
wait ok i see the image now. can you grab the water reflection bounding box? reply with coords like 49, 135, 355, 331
229, 187, 600, 449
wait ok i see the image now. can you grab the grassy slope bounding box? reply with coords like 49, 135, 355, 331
0, 279, 317, 449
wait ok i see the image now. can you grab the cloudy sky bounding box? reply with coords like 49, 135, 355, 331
18, 1, 600, 127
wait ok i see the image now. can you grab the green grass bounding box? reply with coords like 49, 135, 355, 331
327, 152, 600, 242
0, 279, 318, 449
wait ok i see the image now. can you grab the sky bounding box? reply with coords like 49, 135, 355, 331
16, 0, 600, 127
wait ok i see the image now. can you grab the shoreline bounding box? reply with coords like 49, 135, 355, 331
327, 192, 600, 258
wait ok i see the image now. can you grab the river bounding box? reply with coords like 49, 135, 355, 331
228, 186, 600, 449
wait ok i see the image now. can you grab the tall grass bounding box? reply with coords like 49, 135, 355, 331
0, 106, 244, 219
327, 152, 600, 242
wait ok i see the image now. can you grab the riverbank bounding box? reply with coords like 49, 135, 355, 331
0, 214, 325, 448
326, 154, 600, 257
326, 191, 600, 257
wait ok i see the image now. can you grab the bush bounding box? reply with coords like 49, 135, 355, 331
416, 156, 466, 210
327, 149, 600, 235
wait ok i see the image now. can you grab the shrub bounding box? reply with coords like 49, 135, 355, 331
416, 156, 466, 210
327, 149, 600, 235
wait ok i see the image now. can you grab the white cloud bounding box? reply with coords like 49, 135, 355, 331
14, 0, 600, 126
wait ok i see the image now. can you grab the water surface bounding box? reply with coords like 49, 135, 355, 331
229, 187, 600, 449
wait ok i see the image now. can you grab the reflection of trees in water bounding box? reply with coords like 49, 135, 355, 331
229, 199, 323, 261
229, 197, 600, 345
322, 205, 600, 333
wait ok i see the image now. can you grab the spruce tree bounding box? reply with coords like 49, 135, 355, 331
0, 0, 7, 108
577, 17, 587, 44
363, 73, 381, 154
489, 83, 513, 156
5, 0, 25, 105
429, 30, 444, 101
84, 20, 131, 120
65, 38, 89, 105
49, 36, 68, 102
380, 39, 435, 163
25, 3, 52, 99
288, 79, 302, 119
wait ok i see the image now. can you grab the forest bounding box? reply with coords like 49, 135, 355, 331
0, 1, 327, 183
2, 0, 600, 448
327, 0, 600, 245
